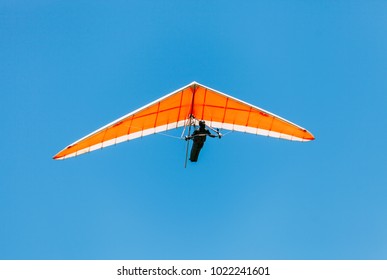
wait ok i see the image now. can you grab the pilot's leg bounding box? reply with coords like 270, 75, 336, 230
190, 142, 199, 162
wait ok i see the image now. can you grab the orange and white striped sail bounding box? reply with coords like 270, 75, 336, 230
53, 81, 314, 160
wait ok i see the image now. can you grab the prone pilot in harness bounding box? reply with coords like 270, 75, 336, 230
185, 120, 221, 162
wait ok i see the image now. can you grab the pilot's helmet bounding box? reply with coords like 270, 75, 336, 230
199, 120, 205, 128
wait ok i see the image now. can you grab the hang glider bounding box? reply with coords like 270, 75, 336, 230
53, 81, 314, 160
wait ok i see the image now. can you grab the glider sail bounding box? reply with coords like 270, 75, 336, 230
53, 81, 314, 160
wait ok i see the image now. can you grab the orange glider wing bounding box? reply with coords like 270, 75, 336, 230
53, 81, 314, 160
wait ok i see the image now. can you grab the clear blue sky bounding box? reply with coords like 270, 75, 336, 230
1, 0, 387, 259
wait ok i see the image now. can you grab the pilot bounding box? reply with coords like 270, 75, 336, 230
186, 120, 217, 162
